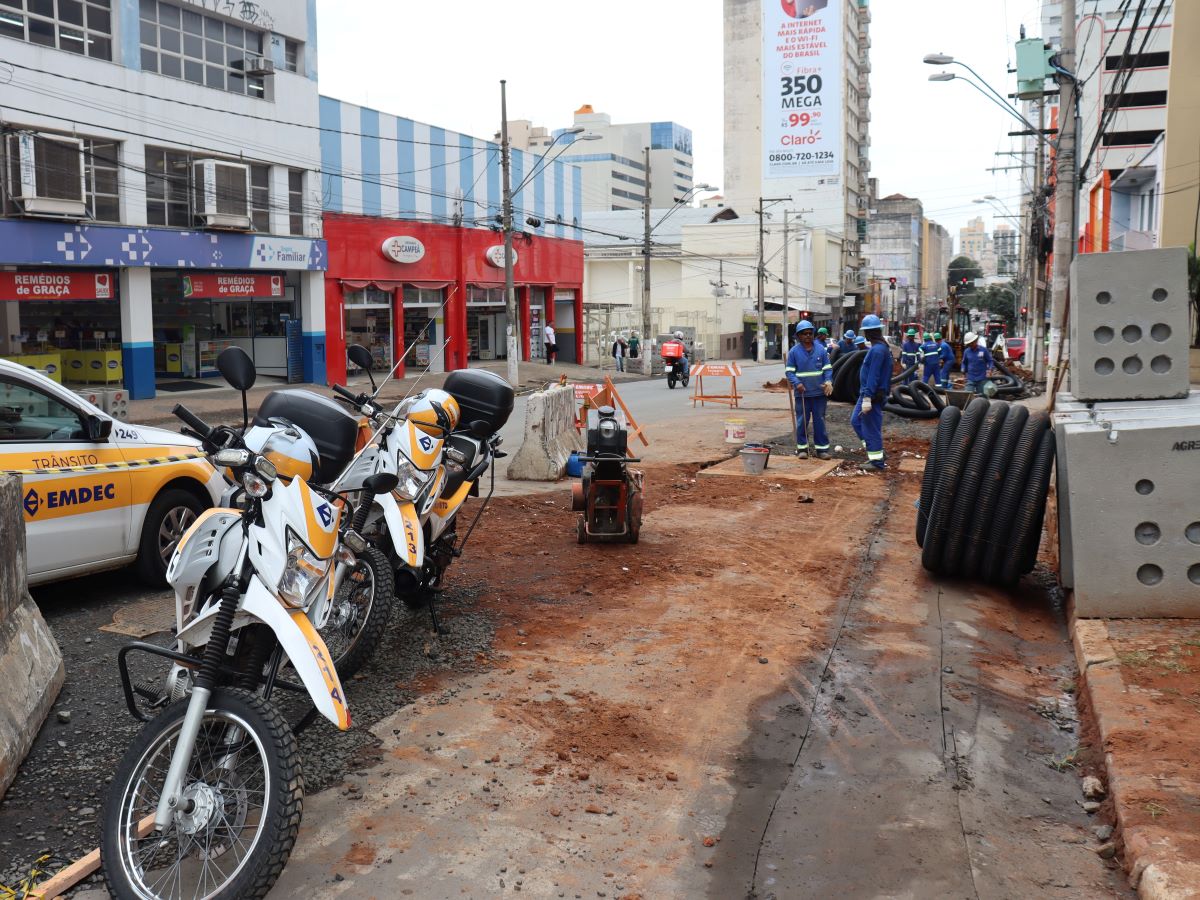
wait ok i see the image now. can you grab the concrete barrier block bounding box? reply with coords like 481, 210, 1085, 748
0, 474, 65, 801
507, 385, 583, 481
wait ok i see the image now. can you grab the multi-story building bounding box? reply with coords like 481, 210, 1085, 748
500, 106, 695, 212
867, 194, 922, 325
319, 99, 585, 383
959, 216, 990, 264
0, 0, 328, 399
722, 0, 872, 300
993, 224, 1020, 277
920, 218, 952, 313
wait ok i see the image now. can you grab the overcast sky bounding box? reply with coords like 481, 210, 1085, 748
317, 0, 1053, 252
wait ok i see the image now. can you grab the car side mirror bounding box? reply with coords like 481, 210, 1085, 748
86, 415, 112, 442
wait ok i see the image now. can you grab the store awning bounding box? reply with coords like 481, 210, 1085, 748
340, 279, 453, 291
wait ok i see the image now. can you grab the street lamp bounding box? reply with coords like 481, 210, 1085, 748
500, 84, 599, 386
925, 70, 1046, 143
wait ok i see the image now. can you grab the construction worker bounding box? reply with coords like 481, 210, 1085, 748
900, 328, 921, 384
784, 320, 834, 459
961, 331, 995, 394
851, 314, 891, 471
921, 332, 940, 384
817, 326, 834, 353
853, 334, 868, 349
936, 332, 955, 389
838, 329, 856, 354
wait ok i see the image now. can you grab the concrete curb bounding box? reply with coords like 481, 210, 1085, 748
1069, 613, 1200, 900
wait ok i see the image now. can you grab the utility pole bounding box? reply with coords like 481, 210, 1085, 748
500, 80, 520, 386
1048, 0, 1077, 388
755, 196, 790, 363
781, 210, 789, 347
641, 146, 653, 370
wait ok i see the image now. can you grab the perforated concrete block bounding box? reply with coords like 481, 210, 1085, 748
1070, 247, 1190, 401
1057, 392, 1200, 617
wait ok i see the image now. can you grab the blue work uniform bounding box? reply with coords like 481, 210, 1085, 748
850, 341, 892, 469
900, 339, 921, 383
962, 344, 994, 393
937, 340, 955, 388
785, 342, 833, 453
837, 337, 855, 354
921, 340, 940, 384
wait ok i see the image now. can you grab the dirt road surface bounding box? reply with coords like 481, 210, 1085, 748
269, 457, 1127, 898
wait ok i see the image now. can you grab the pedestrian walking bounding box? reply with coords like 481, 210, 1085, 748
936, 332, 955, 389
850, 314, 891, 471
544, 323, 557, 365
921, 332, 940, 385
784, 320, 834, 459
900, 328, 921, 384
628, 332, 640, 359
611, 335, 628, 372
961, 331, 995, 394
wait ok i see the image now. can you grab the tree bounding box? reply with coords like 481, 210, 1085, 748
972, 285, 1018, 330
947, 256, 984, 295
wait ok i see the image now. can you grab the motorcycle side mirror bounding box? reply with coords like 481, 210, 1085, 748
469, 419, 492, 439
348, 344, 377, 393
216, 346, 256, 430
363, 472, 399, 495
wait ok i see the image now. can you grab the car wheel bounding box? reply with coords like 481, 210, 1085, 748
136, 488, 204, 585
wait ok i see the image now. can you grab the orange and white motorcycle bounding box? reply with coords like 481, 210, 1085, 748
103, 348, 384, 900
330, 344, 514, 624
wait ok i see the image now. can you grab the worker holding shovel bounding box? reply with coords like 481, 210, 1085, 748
784, 320, 834, 459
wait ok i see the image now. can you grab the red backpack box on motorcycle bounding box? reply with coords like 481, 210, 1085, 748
660, 341, 685, 360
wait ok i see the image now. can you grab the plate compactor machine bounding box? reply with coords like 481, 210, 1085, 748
572, 405, 644, 543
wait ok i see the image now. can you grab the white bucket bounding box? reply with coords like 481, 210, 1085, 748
724, 419, 747, 444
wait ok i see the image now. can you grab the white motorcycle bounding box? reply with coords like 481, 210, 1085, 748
102, 348, 395, 899
331, 344, 513, 628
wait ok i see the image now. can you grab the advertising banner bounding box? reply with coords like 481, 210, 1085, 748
182, 274, 284, 299
0, 271, 114, 301
762, 0, 842, 180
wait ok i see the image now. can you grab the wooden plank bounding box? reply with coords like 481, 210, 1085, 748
899, 457, 927, 474
699, 454, 839, 483
38, 814, 155, 899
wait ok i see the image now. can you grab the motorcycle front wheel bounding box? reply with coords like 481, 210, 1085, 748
323, 546, 394, 680
101, 688, 303, 900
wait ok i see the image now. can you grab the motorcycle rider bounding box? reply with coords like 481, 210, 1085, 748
661, 330, 689, 379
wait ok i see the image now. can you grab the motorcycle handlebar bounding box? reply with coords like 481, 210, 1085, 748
172, 404, 213, 439
332, 384, 359, 403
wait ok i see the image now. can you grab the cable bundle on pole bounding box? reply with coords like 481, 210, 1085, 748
916, 397, 1055, 585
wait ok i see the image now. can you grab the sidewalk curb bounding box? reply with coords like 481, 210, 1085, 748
1069, 613, 1200, 900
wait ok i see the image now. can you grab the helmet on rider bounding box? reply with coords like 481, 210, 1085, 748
673, 331, 684, 340
406, 388, 462, 437
259, 427, 321, 483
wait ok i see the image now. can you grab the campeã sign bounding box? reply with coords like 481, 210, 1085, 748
381, 236, 426, 264
485, 245, 517, 268
182, 274, 284, 299
0, 271, 113, 301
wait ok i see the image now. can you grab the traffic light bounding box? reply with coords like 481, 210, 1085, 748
960, 277, 968, 287
888, 276, 897, 290
1020, 306, 1028, 315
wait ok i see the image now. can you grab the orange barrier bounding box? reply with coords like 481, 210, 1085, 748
691, 362, 744, 408
576, 375, 648, 453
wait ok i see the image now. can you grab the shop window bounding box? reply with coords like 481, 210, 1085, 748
0, 379, 85, 442
403, 286, 443, 306
139, 0, 266, 97
287, 169, 304, 235
467, 286, 504, 305
345, 288, 393, 306
145, 147, 279, 231
0, 0, 112, 60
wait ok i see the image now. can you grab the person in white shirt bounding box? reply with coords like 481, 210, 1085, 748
992, 331, 1007, 358
543, 323, 556, 364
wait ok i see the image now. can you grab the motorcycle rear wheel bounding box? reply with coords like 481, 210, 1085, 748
667, 375, 677, 389
101, 688, 302, 900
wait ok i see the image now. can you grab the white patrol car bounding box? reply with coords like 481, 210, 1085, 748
0, 360, 224, 586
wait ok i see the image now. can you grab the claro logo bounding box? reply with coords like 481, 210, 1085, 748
1172, 440, 1200, 452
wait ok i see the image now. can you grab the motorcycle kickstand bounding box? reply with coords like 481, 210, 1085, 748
427, 598, 443, 636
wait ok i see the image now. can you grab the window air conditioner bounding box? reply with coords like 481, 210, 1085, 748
242, 56, 274, 75
5, 132, 88, 218
193, 159, 252, 230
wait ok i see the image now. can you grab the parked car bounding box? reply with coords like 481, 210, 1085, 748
0, 360, 223, 586
1004, 336, 1027, 363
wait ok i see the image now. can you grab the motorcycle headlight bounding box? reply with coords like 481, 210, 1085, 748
394, 456, 434, 501
277, 531, 333, 608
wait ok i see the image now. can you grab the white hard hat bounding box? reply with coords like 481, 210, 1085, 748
964, 331, 979, 345
674, 331, 684, 339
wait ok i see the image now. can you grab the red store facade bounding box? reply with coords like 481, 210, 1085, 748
322, 214, 585, 385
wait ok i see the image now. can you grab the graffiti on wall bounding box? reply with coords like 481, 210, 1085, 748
180, 0, 276, 30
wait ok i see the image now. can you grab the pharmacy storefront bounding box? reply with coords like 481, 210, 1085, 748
0, 220, 327, 399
